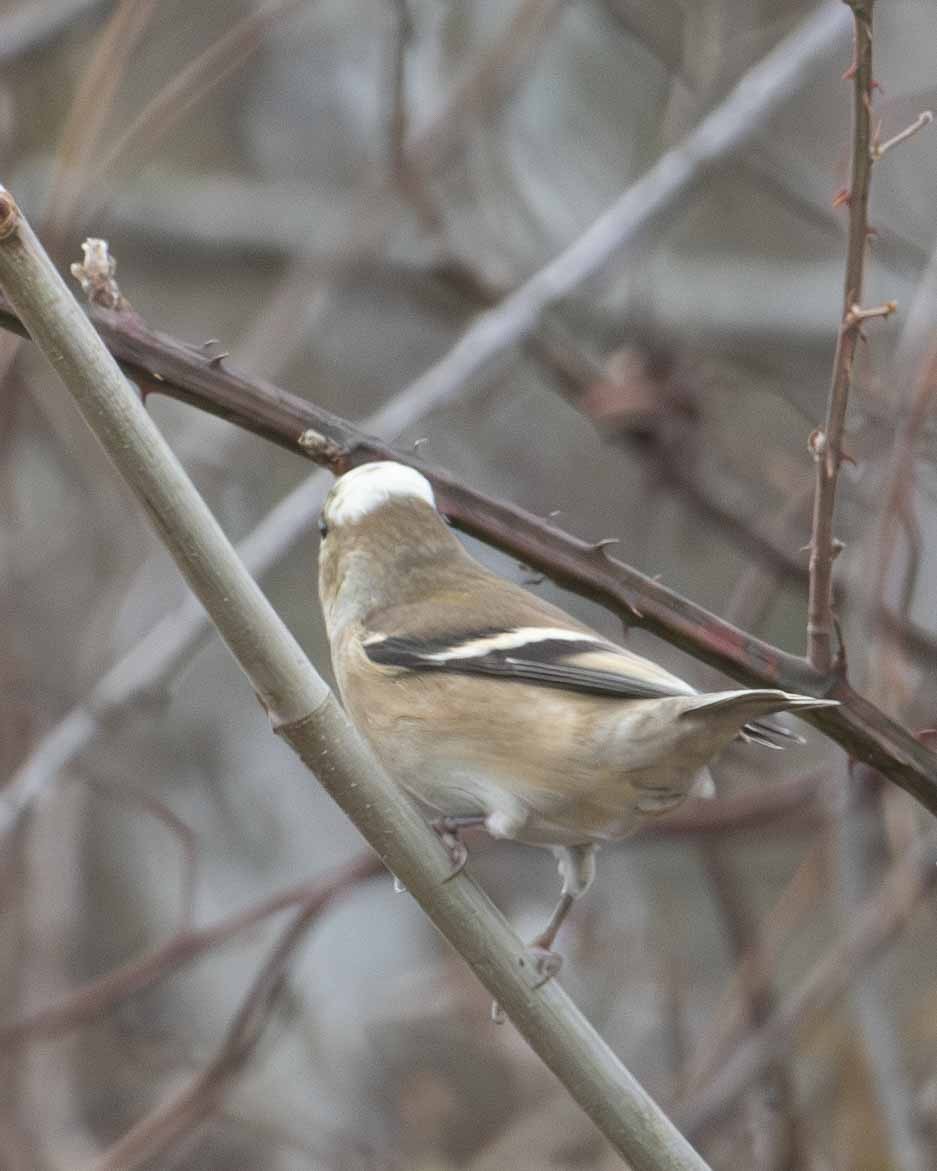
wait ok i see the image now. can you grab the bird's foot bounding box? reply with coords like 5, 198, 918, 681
431, 815, 484, 880
526, 942, 564, 986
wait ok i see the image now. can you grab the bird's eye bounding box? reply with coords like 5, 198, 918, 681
318, 516, 329, 539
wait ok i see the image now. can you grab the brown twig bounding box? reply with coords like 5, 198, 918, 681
42, 0, 162, 254
807, 0, 878, 673
89, 874, 363, 1171
0, 288, 936, 816
91, 0, 305, 202
678, 830, 937, 1138
0, 854, 382, 1050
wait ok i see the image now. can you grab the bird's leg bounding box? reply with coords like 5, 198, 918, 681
431, 814, 486, 879
527, 844, 597, 982
527, 893, 575, 981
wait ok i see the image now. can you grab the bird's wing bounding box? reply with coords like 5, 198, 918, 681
363, 623, 697, 702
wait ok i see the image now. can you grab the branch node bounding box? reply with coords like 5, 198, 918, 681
297, 428, 347, 467
70, 238, 129, 311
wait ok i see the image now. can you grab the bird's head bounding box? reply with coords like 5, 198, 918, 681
317, 461, 461, 632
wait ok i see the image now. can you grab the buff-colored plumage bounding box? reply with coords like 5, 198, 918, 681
317, 462, 836, 964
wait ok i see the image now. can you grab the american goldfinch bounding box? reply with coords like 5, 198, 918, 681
317, 461, 836, 972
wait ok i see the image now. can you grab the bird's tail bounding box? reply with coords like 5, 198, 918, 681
680, 689, 837, 748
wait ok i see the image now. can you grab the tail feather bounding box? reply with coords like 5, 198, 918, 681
740, 719, 808, 748
680, 690, 837, 742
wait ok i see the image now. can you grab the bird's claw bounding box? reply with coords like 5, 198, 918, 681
431, 818, 470, 880
526, 943, 564, 986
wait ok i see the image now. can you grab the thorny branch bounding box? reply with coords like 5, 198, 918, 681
807, 0, 878, 673
2, 281, 936, 815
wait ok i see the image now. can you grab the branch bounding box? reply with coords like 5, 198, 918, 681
678, 830, 937, 1138
0, 0, 109, 65
0, 188, 712, 1171
807, 0, 878, 672
350, 1, 847, 422
0, 857, 381, 1048
3, 278, 932, 817
89, 884, 355, 1171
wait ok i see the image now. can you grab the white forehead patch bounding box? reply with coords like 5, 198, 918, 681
325, 461, 436, 526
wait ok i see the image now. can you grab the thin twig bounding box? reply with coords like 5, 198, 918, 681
0, 0, 110, 65
88, 884, 353, 1171
679, 830, 937, 1139
0, 857, 381, 1048
369, 2, 847, 429
43, 0, 162, 253
829, 766, 929, 1171
92, 0, 306, 197
807, 0, 877, 673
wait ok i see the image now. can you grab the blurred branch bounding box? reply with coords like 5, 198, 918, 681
0, 856, 381, 1048
0, 0, 111, 65
92, 0, 306, 192
404, 0, 569, 175
43, 0, 162, 254
679, 828, 937, 1138
830, 768, 929, 1171
89, 870, 371, 1171
421, 247, 937, 671
0, 188, 712, 1171
354, 1, 847, 427
807, 0, 883, 672
695, 512, 807, 1171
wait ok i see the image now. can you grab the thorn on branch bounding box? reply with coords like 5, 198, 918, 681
845, 300, 897, 328
593, 537, 620, 556
832, 187, 851, 209
871, 110, 933, 160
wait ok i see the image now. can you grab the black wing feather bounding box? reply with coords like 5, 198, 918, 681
365, 635, 681, 701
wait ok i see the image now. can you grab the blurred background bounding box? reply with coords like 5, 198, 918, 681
1, 1, 937, 1168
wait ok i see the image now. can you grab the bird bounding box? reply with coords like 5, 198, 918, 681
316, 460, 837, 974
